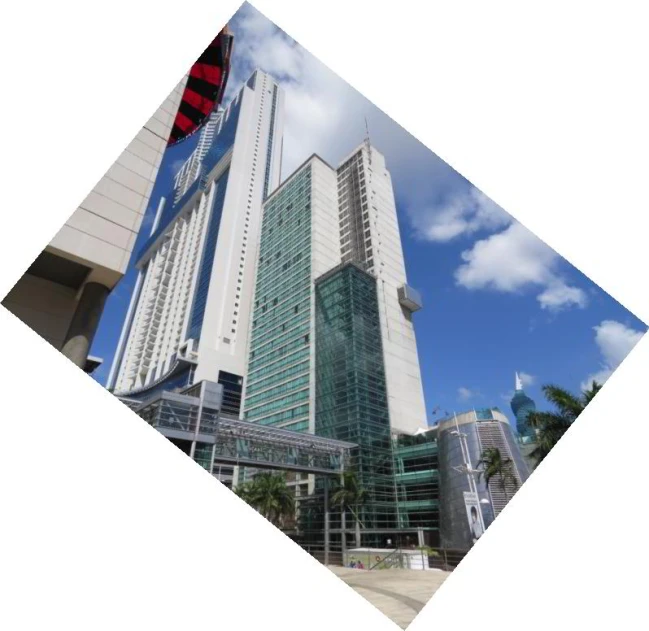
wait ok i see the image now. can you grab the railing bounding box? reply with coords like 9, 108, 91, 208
297, 541, 469, 573
369, 548, 402, 570
428, 548, 468, 571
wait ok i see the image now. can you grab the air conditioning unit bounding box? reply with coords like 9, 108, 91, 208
398, 284, 423, 312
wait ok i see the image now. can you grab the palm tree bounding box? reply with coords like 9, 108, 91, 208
477, 447, 518, 500
234, 472, 295, 528
527, 381, 602, 469
331, 471, 368, 548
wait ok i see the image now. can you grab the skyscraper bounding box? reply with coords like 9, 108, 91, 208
242, 143, 427, 436
108, 70, 285, 412
337, 143, 427, 436
511, 372, 537, 441
241, 143, 428, 547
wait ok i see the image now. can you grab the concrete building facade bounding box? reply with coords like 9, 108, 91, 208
2, 76, 187, 369
437, 408, 530, 550
337, 144, 427, 435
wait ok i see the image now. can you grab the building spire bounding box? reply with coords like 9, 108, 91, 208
515, 371, 523, 391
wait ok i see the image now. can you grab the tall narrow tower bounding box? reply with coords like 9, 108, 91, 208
108, 70, 285, 415
336, 144, 427, 434
242, 144, 427, 435
511, 372, 537, 441
241, 142, 428, 547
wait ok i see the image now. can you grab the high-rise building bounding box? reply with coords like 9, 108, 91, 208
242, 155, 340, 434
242, 143, 427, 435
2, 76, 187, 370
172, 108, 223, 204
2, 27, 235, 372
337, 144, 427, 435
315, 262, 398, 539
108, 70, 285, 410
241, 143, 428, 549
511, 372, 537, 441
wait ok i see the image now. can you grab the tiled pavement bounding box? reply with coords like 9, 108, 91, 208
328, 566, 451, 629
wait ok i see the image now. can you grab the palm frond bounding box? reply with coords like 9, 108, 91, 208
541, 384, 583, 419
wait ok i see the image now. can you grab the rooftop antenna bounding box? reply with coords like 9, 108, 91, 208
364, 115, 372, 166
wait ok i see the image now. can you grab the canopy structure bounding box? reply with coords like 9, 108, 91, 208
168, 26, 234, 147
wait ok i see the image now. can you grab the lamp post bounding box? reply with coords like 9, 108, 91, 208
450, 412, 487, 534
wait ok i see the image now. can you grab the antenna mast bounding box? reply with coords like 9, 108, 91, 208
364, 116, 372, 166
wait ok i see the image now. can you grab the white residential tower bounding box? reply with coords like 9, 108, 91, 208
108, 70, 285, 416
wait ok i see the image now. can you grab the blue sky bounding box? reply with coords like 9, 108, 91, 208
89, 2, 646, 427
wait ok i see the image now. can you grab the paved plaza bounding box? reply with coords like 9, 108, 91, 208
328, 566, 451, 629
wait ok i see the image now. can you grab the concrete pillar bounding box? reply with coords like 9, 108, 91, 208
61, 282, 110, 368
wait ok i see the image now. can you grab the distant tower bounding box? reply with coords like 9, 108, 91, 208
510, 372, 537, 442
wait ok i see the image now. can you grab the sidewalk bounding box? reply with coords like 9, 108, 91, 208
328, 566, 451, 629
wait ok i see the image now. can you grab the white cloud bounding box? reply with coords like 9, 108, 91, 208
226, 5, 360, 177
455, 222, 587, 311
226, 4, 467, 206
226, 5, 586, 316
538, 282, 587, 311
581, 320, 645, 389
519, 372, 535, 387
412, 187, 511, 242
458, 387, 474, 401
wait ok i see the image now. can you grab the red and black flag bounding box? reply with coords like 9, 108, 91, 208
168, 26, 234, 146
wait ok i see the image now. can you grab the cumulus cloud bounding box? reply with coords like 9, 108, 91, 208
581, 320, 645, 390
226, 5, 361, 177
227, 4, 467, 200
225, 5, 586, 316
538, 282, 588, 311
455, 222, 587, 311
412, 187, 511, 242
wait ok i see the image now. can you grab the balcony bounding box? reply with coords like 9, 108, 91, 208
398, 284, 423, 312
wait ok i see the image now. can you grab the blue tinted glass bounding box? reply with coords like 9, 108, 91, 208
136, 96, 243, 265
186, 167, 230, 343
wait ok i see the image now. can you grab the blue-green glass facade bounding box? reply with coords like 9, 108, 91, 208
243, 164, 313, 434
314, 263, 397, 541
392, 430, 440, 546
511, 389, 537, 441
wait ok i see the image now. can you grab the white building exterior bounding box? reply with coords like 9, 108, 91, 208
243, 142, 427, 439
108, 71, 285, 402
2, 76, 187, 367
336, 143, 427, 435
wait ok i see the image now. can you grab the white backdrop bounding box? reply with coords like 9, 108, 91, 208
1, 1, 647, 629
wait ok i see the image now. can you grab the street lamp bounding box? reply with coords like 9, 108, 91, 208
450, 412, 487, 533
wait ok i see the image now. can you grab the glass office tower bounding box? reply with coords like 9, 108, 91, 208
242, 145, 429, 551
315, 262, 397, 545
